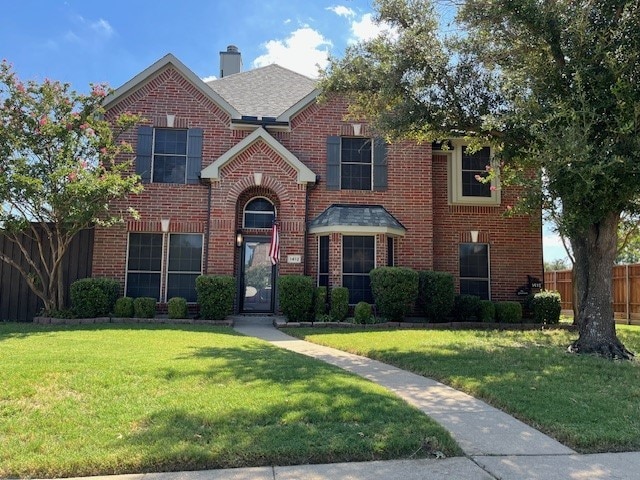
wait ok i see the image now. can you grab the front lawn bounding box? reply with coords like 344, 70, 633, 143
0, 323, 459, 478
285, 325, 640, 453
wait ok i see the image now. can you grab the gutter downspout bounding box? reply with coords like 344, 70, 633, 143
303, 179, 318, 277
203, 181, 212, 275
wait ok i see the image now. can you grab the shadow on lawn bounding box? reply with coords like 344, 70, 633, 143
116, 342, 459, 473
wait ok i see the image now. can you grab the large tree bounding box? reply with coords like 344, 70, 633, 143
321, 0, 640, 358
0, 61, 142, 314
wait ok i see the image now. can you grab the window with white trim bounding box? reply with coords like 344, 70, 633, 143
243, 198, 276, 229
442, 142, 500, 205
459, 243, 490, 300
126, 233, 203, 302
341, 137, 372, 190
342, 236, 375, 304
153, 128, 188, 183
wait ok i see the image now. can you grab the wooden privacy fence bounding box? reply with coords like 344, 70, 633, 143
544, 264, 640, 325
0, 227, 94, 322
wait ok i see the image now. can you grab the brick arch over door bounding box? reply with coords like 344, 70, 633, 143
225, 174, 290, 208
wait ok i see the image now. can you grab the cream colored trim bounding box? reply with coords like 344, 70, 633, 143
103, 54, 241, 119
447, 140, 501, 206
200, 127, 316, 184
309, 224, 406, 236
277, 89, 321, 122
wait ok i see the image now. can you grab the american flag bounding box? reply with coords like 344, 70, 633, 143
269, 221, 280, 265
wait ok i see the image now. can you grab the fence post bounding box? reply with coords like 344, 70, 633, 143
626, 264, 631, 325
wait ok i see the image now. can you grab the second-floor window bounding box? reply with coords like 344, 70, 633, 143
153, 128, 187, 183
136, 126, 203, 185
326, 136, 388, 191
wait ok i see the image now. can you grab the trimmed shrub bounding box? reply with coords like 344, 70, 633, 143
196, 275, 236, 320
167, 297, 188, 319
70, 277, 120, 318
330, 287, 349, 322
370, 267, 419, 321
417, 271, 455, 322
532, 290, 561, 324
495, 301, 523, 323
314, 286, 328, 320
477, 300, 496, 322
114, 297, 134, 318
133, 297, 156, 318
354, 301, 373, 324
453, 295, 481, 321
278, 275, 314, 322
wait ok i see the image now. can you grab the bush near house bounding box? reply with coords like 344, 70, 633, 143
70, 278, 119, 318
417, 271, 455, 322
495, 301, 523, 323
532, 290, 562, 324
278, 275, 314, 322
370, 267, 419, 322
168, 297, 188, 319
196, 275, 236, 320
314, 286, 328, 320
354, 301, 374, 324
114, 297, 134, 318
477, 300, 496, 322
133, 297, 156, 318
330, 287, 349, 322
453, 294, 482, 321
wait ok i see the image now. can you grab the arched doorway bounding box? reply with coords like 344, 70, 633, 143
238, 197, 277, 313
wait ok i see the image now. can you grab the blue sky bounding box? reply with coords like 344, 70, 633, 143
1, 0, 566, 263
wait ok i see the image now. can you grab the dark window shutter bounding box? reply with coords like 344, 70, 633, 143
326, 136, 341, 191
186, 128, 203, 185
136, 126, 153, 183
373, 137, 388, 191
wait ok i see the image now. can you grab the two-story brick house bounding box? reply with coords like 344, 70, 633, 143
92, 46, 542, 314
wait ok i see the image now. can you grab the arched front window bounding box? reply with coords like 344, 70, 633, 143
243, 197, 275, 228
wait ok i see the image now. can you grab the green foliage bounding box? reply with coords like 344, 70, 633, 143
314, 286, 328, 320
114, 297, 134, 318
544, 258, 570, 272
70, 278, 119, 318
532, 291, 561, 324
319, 0, 640, 353
369, 267, 419, 321
354, 301, 374, 324
167, 297, 188, 319
330, 287, 349, 322
277, 275, 314, 322
133, 297, 156, 319
495, 302, 523, 324
417, 271, 455, 321
477, 300, 496, 323
453, 295, 481, 321
0, 62, 143, 313
196, 275, 236, 320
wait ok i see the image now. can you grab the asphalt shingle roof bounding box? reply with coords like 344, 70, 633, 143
207, 64, 317, 119
310, 205, 406, 232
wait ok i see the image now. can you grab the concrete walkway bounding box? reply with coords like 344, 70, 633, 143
46, 317, 640, 480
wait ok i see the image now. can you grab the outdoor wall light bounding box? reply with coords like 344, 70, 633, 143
470, 230, 479, 243
236, 230, 243, 248
161, 218, 171, 233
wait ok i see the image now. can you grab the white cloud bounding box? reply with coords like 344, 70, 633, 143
201, 75, 217, 83
327, 5, 356, 18
350, 12, 397, 43
90, 19, 114, 38
253, 27, 332, 78
543, 233, 565, 248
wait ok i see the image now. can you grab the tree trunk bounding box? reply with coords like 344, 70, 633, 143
569, 211, 634, 359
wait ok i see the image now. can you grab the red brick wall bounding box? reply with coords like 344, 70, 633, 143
93, 67, 542, 305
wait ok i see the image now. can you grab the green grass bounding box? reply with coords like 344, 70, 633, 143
0, 323, 460, 478
284, 325, 640, 453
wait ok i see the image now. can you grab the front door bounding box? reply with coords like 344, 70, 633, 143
240, 237, 275, 313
